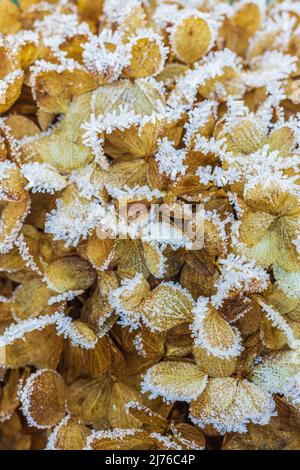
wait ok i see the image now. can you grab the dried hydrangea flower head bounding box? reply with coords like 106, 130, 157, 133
1, 0, 300, 451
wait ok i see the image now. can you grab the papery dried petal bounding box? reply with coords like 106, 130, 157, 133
19, 369, 66, 429
141, 361, 207, 403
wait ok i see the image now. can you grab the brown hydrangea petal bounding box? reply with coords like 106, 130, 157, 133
105, 120, 162, 160
6, 325, 63, 369
123, 35, 167, 79
32, 67, 98, 114
223, 397, 300, 450
171, 422, 206, 450
67, 376, 112, 428
86, 233, 115, 270
126, 401, 168, 433
171, 14, 213, 64
267, 126, 295, 156
141, 361, 208, 403
46, 416, 90, 450
234, 1, 262, 36
85, 428, 156, 450
192, 301, 243, 360
0, 369, 28, 422
225, 118, 266, 155
108, 381, 145, 429
0, 0, 21, 34
190, 377, 275, 434
44, 256, 96, 293
81, 271, 119, 335
193, 346, 237, 378
12, 277, 52, 320
19, 370, 66, 429
77, 0, 104, 22
0, 412, 31, 450
140, 283, 194, 331
166, 323, 193, 358
61, 332, 112, 384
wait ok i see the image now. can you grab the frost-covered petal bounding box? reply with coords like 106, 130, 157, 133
189, 377, 276, 434
250, 349, 300, 395
273, 265, 300, 299
21, 163, 67, 194
141, 361, 207, 403
18, 369, 66, 429
170, 10, 216, 64
192, 298, 243, 359
140, 282, 194, 331
84, 428, 155, 451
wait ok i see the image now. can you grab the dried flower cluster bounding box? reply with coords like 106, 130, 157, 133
1, 0, 300, 451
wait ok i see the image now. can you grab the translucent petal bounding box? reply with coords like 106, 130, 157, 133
141, 361, 207, 403
190, 377, 275, 434
141, 283, 194, 331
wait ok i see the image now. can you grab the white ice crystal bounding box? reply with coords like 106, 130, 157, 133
45, 415, 71, 450
155, 138, 187, 181
15, 234, 42, 276
21, 162, 67, 194
244, 51, 297, 88
45, 196, 107, 247
211, 254, 269, 308
82, 30, 130, 82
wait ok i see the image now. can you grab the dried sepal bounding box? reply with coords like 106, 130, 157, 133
170, 11, 215, 64
85, 428, 156, 450
61, 334, 112, 384
193, 345, 237, 378
141, 361, 207, 403
249, 349, 300, 395
222, 397, 300, 450
81, 271, 119, 336
189, 377, 276, 434
18, 369, 66, 429
0, 0, 21, 35
4, 324, 63, 369
67, 376, 112, 428
30, 64, 98, 114
125, 401, 168, 433
46, 416, 90, 451
0, 369, 26, 423
0, 45, 24, 113
192, 298, 243, 359
171, 423, 206, 450
140, 282, 194, 332
110, 273, 150, 328
123, 29, 168, 78
233, 1, 263, 37
86, 233, 115, 270
11, 277, 52, 321
108, 381, 145, 429
44, 256, 96, 293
